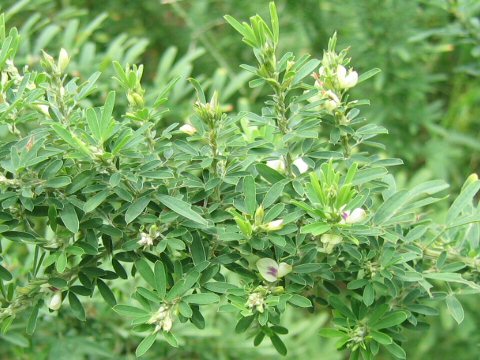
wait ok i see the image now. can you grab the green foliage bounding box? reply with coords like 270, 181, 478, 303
0, 1, 479, 359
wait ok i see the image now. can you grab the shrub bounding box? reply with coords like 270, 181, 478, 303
0, 3, 479, 359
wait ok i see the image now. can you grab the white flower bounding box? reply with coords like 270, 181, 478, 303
341, 208, 366, 224
161, 315, 173, 332
323, 90, 341, 112
149, 305, 174, 332
256, 258, 292, 282
320, 233, 343, 254
138, 232, 154, 247
266, 159, 285, 173
179, 123, 197, 135
48, 292, 63, 311
293, 158, 309, 174
246, 292, 266, 313
263, 219, 284, 232
336, 65, 358, 89
58, 48, 70, 73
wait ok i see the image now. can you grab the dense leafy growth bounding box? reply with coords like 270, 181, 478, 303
0, 1, 479, 359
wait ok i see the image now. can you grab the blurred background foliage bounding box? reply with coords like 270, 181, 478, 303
1, 0, 479, 358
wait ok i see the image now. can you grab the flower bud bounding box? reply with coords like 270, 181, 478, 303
266, 159, 285, 173
254, 205, 264, 226
320, 233, 343, 254
41, 51, 55, 72
57, 48, 70, 73
49, 292, 63, 311
462, 173, 479, 191
179, 123, 197, 135
162, 315, 173, 332
341, 208, 366, 224
293, 158, 309, 174
264, 219, 284, 232
36, 104, 50, 117
336, 65, 358, 89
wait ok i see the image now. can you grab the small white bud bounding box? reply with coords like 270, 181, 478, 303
266, 159, 286, 173
293, 158, 309, 174
264, 219, 284, 232
179, 123, 197, 135
36, 104, 50, 117
323, 90, 340, 112
138, 232, 154, 247
49, 292, 63, 311
58, 48, 70, 73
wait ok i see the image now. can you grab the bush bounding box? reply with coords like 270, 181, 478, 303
0, 2, 479, 359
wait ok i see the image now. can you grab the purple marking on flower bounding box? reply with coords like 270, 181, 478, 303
267, 266, 278, 277
342, 212, 349, 220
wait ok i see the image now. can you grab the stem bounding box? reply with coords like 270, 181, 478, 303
273, 84, 293, 176
423, 248, 480, 271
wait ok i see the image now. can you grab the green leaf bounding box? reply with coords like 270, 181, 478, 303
373, 190, 409, 225
100, 91, 116, 142
162, 331, 179, 347
178, 301, 193, 318
135, 333, 156, 357
363, 283, 375, 307
26, 302, 40, 335
56, 252, 67, 273
97, 279, 117, 306
329, 296, 356, 319
135, 259, 156, 288
269, 1, 279, 44
256, 163, 285, 184
190, 236, 206, 265
188, 77, 206, 104
446, 294, 464, 324
158, 195, 208, 225
319, 328, 345, 338
203, 282, 238, 294
370, 330, 392, 345
125, 197, 150, 224
371, 311, 407, 330
288, 294, 312, 308
263, 180, 287, 208
244, 175, 256, 215
51, 123, 92, 157
113, 305, 149, 318
293, 59, 321, 85
270, 333, 287, 356
183, 293, 220, 305
154, 261, 167, 299
358, 68, 381, 83
0, 231, 37, 243
294, 263, 327, 273
235, 315, 255, 333
68, 292, 86, 321
45, 176, 72, 188
60, 204, 79, 233
447, 180, 480, 224
384, 342, 406, 359
423, 272, 480, 290
300, 222, 331, 236
0, 264, 12, 281
83, 190, 109, 213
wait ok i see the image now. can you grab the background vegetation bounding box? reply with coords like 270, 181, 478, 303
1, 0, 479, 359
